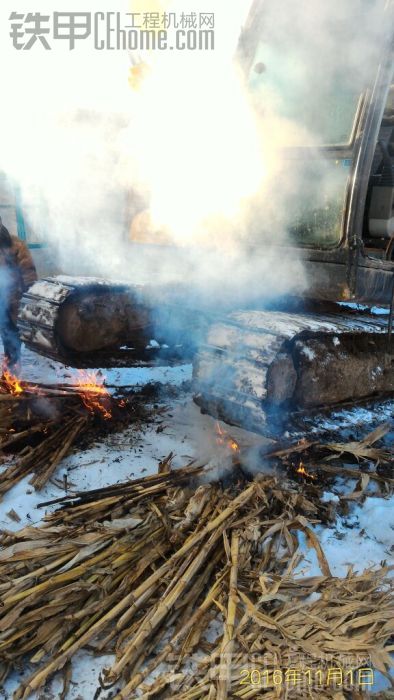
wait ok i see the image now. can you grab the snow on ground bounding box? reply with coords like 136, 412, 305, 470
293, 400, 394, 437
296, 498, 393, 580
2, 651, 116, 700
20, 346, 191, 389
295, 495, 394, 694
0, 347, 196, 534
0, 346, 393, 698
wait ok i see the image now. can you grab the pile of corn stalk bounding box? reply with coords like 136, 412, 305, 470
0, 379, 145, 497
264, 420, 394, 499
0, 466, 392, 699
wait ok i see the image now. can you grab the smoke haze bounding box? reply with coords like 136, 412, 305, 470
0, 0, 390, 304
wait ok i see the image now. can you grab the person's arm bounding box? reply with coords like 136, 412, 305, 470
14, 240, 38, 291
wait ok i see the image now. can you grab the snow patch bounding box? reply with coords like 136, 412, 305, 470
301, 345, 316, 361
357, 498, 394, 549
321, 491, 339, 503
146, 339, 160, 349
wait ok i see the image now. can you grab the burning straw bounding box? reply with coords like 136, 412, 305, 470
0, 466, 392, 699
0, 370, 129, 497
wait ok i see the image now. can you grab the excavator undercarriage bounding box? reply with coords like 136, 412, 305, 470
18, 275, 394, 434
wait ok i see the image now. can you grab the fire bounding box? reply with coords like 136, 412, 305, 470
216, 422, 240, 454
1, 369, 24, 396
295, 461, 316, 480
230, 439, 239, 452
75, 370, 112, 420
0, 366, 116, 420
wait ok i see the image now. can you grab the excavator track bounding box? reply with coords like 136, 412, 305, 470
18, 276, 205, 367
18, 278, 394, 427
18, 277, 159, 367
193, 307, 394, 433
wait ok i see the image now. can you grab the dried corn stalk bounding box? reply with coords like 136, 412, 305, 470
0, 470, 391, 700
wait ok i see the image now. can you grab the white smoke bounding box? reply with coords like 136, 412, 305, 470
0, 0, 390, 303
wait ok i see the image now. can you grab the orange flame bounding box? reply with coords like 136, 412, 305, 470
296, 461, 316, 479
75, 370, 112, 420
216, 422, 240, 454
1, 370, 24, 395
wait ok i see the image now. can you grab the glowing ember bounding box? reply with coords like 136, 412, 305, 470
216, 422, 240, 454
295, 461, 316, 479
1, 370, 24, 396
75, 371, 112, 420
230, 439, 239, 452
